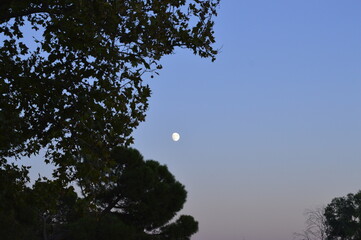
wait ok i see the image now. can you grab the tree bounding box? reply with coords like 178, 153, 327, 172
0, 147, 198, 240
0, 160, 84, 240
294, 207, 328, 240
88, 147, 198, 240
0, 163, 38, 240
324, 191, 361, 240
0, 0, 220, 182
1, 1, 218, 238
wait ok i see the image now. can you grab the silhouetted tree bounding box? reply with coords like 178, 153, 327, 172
0, 0, 220, 183
0, 160, 85, 239
0, 163, 38, 240
1, 1, 217, 238
84, 147, 198, 240
0, 148, 198, 240
324, 191, 361, 240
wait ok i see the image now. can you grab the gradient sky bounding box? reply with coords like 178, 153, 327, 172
131, 1, 361, 240
20, 1, 361, 240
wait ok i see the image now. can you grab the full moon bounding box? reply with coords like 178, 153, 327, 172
172, 132, 180, 142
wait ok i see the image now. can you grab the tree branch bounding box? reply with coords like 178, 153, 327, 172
101, 195, 122, 215
0, 1, 73, 24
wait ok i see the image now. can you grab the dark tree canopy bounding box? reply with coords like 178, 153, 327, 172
0, 164, 38, 240
94, 148, 188, 231
324, 191, 361, 240
0, 0, 219, 181
0, 147, 198, 240
1, 1, 219, 238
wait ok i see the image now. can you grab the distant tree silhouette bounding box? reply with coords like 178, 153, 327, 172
324, 191, 361, 240
295, 191, 361, 240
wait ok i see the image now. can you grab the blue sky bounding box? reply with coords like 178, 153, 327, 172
130, 1, 361, 240
16, 1, 361, 240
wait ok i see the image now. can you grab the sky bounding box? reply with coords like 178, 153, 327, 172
130, 1, 361, 240
18, 1, 361, 240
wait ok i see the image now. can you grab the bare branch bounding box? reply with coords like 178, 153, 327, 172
294, 207, 327, 240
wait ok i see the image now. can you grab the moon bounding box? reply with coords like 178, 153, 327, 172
172, 132, 180, 142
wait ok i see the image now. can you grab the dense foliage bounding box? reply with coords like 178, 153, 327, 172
0, 147, 198, 240
0, 0, 219, 182
1, 0, 220, 239
324, 191, 361, 240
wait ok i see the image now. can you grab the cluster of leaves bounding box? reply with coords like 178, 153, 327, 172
0, 0, 219, 182
324, 191, 361, 240
0, 147, 198, 240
